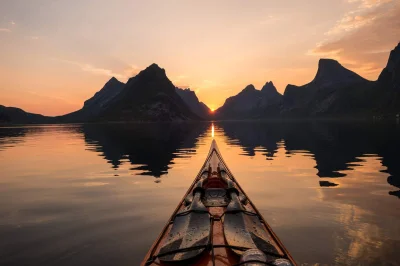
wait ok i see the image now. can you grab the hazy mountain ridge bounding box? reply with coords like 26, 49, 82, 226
0, 105, 53, 124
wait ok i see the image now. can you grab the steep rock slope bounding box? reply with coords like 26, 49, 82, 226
58, 77, 125, 122
283, 59, 374, 116
215, 82, 282, 119
175, 87, 211, 119
99, 64, 200, 121
376, 43, 400, 114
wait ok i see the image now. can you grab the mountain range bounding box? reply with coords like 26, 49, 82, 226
215, 43, 400, 119
1, 42, 399, 124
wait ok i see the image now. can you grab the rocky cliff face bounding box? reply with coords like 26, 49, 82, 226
58, 77, 125, 122
215, 82, 283, 119
282, 58, 374, 116
378, 43, 400, 91
99, 64, 200, 121
83, 77, 125, 115
376, 43, 400, 113
175, 87, 211, 119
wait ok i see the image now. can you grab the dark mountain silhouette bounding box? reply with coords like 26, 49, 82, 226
84, 77, 125, 111
0, 105, 53, 124
98, 64, 200, 121
215, 43, 399, 120
1, 43, 400, 124
1, 64, 201, 124
378, 43, 400, 91
376, 43, 400, 114
175, 87, 211, 119
58, 77, 125, 122
215, 82, 282, 119
282, 59, 376, 116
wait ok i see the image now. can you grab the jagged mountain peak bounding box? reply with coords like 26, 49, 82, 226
104, 76, 124, 86
261, 81, 277, 93
135, 63, 167, 80
108, 76, 119, 82
175, 87, 210, 118
82, 77, 125, 113
177, 87, 196, 94
97, 63, 200, 121
175, 87, 198, 100
242, 84, 256, 93
147, 63, 162, 70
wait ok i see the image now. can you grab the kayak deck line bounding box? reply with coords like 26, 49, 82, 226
141, 140, 296, 266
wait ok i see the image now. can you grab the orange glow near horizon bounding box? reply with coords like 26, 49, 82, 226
0, 1, 398, 116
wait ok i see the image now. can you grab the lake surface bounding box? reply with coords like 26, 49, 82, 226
0, 121, 399, 266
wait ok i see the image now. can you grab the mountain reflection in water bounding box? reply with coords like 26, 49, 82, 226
82, 123, 209, 178
0, 121, 399, 266
217, 121, 400, 196
79, 121, 400, 196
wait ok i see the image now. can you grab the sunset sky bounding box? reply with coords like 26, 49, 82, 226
1, 0, 399, 115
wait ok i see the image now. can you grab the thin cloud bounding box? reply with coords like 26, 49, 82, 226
326, 0, 394, 36
1, 88, 80, 116
325, 11, 378, 36
10, 20, 16, 25
0, 28, 11, 32
124, 65, 141, 78
310, 1, 400, 80
258, 15, 282, 25
348, 0, 393, 9
25, 90, 73, 103
172, 75, 189, 88
54, 58, 131, 80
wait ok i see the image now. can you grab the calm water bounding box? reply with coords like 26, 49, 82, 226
0, 122, 399, 266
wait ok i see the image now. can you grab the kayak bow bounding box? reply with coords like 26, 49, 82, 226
141, 140, 296, 266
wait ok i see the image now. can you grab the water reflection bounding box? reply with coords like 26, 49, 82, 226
82, 123, 209, 178
0, 122, 400, 266
0, 122, 399, 194
217, 121, 400, 196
